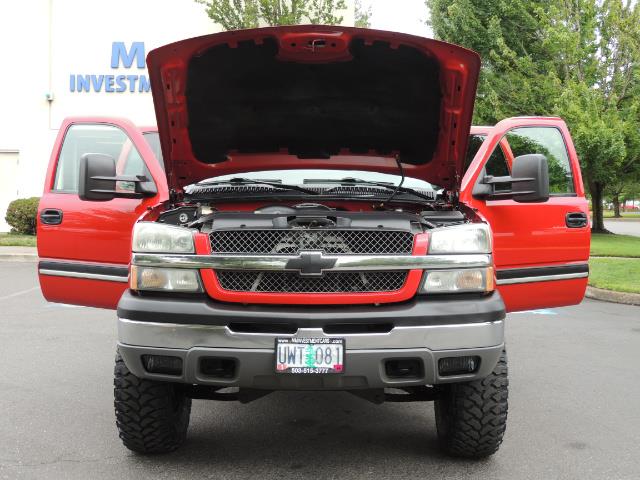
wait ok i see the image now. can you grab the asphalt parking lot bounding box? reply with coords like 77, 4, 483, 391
1, 261, 639, 480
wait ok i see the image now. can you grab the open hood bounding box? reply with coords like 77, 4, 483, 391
147, 26, 480, 192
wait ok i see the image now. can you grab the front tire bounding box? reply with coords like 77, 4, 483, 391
114, 351, 191, 454
435, 349, 509, 458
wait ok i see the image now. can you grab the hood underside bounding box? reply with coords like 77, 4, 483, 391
147, 26, 480, 192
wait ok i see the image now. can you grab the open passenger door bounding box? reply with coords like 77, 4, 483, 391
460, 117, 590, 312
37, 117, 168, 309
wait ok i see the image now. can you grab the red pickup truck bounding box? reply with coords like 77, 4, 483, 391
36, 26, 590, 458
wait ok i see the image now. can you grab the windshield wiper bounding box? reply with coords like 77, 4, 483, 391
195, 177, 318, 195
304, 177, 435, 202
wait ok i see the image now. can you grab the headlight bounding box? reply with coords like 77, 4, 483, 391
428, 223, 491, 254
130, 266, 202, 292
420, 267, 494, 294
132, 222, 195, 253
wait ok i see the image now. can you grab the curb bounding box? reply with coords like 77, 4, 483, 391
585, 286, 640, 306
0, 253, 38, 263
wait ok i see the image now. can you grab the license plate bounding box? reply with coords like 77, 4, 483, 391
275, 338, 345, 374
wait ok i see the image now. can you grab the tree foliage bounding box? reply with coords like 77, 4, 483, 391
354, 0, 371, 28
427, 0, 640, 232
606, 175, 640, 217
196, 0, 347, 30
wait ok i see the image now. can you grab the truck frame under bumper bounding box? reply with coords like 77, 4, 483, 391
117, 292, 506, 389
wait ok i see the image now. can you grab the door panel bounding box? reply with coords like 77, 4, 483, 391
477, 196, 590, 268
37, 118, 168, 309
461, 118, 590, 312
496, 279, 588, 312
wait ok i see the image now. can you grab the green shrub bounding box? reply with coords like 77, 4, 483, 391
5, 197, 40, 235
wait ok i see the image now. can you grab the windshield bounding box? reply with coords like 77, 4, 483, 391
194, 170, 436, 190
464, 134, 486, 174
142, 132, 163, 168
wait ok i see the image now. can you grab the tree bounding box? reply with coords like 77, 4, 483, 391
196, 0, 347, 30
555, 82, 627, 230
547, 1, 640, 231
611, 174, 640, 215
428, 0, 557, 123
196, 0, 259, 30
606, 179, 626, 217
354, 0, 371, 28
427, 0, 640, 233
621, 181, 640, 212
607, 178, 639, 217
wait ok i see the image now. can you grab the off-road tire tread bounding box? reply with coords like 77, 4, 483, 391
114, 352, 191, 454
435, 349, 509, 458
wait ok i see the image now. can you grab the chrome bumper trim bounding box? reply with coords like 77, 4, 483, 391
496, 272, 588, 285
118, 317, 504, 351
39, 269, 128, 283
131, 252, 492, 272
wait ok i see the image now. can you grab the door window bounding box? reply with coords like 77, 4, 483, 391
473, 139, 511, 193
142, 132, 164, 169
116, 140, 152, 192
466, 134, 510, 178
504, 127, 575, 194
52, 124, 152, 194
484, 143, 510, 177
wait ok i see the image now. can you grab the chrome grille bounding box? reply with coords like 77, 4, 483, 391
216, 271, 408, 293
209, 230, 414, 255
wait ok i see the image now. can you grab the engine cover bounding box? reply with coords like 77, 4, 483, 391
206, 210, 424, 232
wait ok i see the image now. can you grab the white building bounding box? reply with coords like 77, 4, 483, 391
0, 0, 354, 231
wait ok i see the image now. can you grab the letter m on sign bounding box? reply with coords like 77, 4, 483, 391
111, 42, 145, 68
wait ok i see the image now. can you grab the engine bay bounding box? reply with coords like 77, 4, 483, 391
157, 202, 468, 234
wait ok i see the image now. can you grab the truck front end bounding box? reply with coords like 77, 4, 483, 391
115, 189, 507, 457
120, 208, 503, 390
112, 26, 508, 458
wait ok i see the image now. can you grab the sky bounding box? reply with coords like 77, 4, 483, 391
365, 0, 432, 37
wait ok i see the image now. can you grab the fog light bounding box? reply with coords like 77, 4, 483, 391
438, 356, 480, 376
142, 355, 183, 376
200, 357, 237, 379
130, 266, 202, 292
385, 359, 424, 379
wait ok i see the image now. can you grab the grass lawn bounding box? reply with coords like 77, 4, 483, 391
0, 233, 37, 247
590, 233, 640, 258
602, 210, 640, 220
589, 257, 640, 294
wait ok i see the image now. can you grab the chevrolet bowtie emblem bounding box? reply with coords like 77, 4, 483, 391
285, 251, 337, 276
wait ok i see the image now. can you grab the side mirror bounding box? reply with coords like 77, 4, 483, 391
78, 153, 157, 201
472, 154, 549, 203
511, 154, 549, 203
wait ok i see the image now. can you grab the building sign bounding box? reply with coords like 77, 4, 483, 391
69, 42, 150, 93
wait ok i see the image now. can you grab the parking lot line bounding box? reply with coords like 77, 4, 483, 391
0, 285, 38, 301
